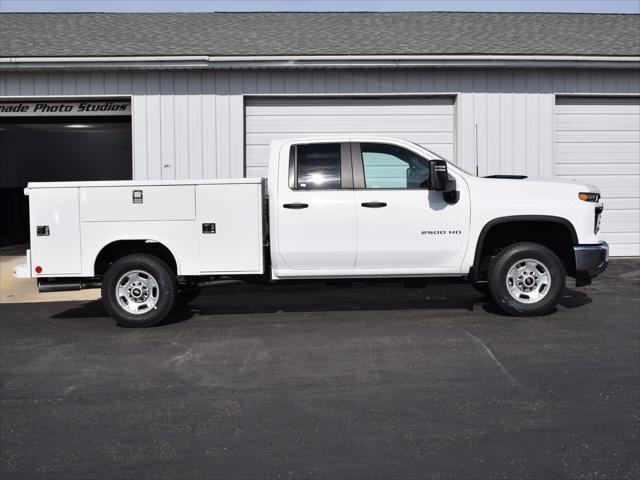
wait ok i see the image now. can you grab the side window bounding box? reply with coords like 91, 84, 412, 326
361, 143, 430, 189
291, 143, 342, 190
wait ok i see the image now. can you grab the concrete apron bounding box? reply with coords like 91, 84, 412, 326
0, 245, 100, 304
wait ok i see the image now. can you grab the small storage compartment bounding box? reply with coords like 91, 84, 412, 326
80, 185, 195, 222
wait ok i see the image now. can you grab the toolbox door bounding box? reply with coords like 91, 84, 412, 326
197, 183, 264, 274
29, 188, 82, 276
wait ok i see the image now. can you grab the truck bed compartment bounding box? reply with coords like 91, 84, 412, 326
24, 179, 265, 278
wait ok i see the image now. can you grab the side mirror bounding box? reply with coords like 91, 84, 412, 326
428, 160, 459, 204
428, 160, 452, 191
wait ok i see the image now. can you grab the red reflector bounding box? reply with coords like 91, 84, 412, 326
35, 266, 43, 274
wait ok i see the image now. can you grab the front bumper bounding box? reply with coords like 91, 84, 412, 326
574, 241, 609, 286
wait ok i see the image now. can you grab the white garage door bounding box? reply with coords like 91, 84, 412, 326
245, 97, 455, 177
555, 97, 640, 257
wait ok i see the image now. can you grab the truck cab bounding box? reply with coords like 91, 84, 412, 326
269, 137, 470, 278
14, 136, 608, 327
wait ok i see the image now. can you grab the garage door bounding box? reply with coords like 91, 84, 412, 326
245, 97, 455, 178
555, 97, 640, 257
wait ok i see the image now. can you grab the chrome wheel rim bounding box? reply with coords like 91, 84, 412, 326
505, 258, 551, 304
115, 270, 159, 314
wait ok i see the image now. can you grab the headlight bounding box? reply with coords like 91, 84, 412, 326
579, 192, 600, 202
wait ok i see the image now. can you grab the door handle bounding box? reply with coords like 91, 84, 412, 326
283, 203, 309, 209
361, 202, 387, 208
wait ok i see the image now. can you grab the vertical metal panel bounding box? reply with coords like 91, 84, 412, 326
243, 70, 258, 94
62, 74, 76, 95
173, 71, 190, 179
498, 71, 514, 174
19, 73, 35, 95
75, 73, 90, 94
524, 71, 540, 176
214, 70, 231, 178
538, 72, 555, 177
456, 74, 475, 174
145, 72, 162, 180
512, 71, 528, 175
89, 72, 104, 94
159, 72, 175, 179
486, 70, 501, 175
474, 70, 489, 175
47, 73, 63, 95
131, 72, 148, 179
34, 73, 48, 95
187, 72, 204, 179
104, 73, 119, 95
229, 71, 245, 177
117, 72, 133, 95
202, 71, 217, 178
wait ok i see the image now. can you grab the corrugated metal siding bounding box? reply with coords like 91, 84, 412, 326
2, 69, 638, 181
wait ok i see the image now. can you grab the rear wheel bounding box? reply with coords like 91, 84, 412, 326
102, 254, 177, 327
488, 242, 565, 316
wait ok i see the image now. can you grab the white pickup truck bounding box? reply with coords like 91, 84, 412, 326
14, 137, 608, 327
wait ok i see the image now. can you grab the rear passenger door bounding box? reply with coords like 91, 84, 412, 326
275, 142, 358, 272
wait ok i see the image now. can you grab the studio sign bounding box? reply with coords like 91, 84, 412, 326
0, 100, 131, 117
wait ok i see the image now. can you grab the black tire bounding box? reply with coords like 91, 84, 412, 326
176, 286, 202, 305
102, 254, 177, 327
488, 242, 565, 317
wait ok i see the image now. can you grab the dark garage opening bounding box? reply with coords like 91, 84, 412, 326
0, 116, 132, 246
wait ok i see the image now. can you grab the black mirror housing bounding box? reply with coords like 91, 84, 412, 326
429, 159, 459, 204
428, 160, 449, 191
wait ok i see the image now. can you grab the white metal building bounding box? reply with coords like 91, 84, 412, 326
1, 12, 639, 255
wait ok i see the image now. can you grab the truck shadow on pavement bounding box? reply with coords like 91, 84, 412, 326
51, 283, 593, 325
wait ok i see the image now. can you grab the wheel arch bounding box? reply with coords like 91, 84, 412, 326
94, 239, 179, 276
471, 215, 578, 280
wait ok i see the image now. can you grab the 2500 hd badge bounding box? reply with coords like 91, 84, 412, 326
421, 229, 463, 235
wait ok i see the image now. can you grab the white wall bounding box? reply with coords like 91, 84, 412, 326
1, 68, 639, 181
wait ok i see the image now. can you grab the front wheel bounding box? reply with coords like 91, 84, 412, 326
102, 254, 177, 327
488, 242, 565, 317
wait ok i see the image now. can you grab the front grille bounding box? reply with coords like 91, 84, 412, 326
595, 206, 603, 234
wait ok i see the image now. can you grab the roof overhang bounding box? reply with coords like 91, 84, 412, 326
1, 54, 639, 71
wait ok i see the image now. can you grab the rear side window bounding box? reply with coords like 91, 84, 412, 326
292, 143, 342, 190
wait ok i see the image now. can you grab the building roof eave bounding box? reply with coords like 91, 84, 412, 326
1, 54, 639, 71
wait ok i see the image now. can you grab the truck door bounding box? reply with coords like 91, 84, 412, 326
352, 142, 470, 272
274, 142, 357, 271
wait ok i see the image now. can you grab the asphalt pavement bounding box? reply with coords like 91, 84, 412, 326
1, 260, 638, 479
